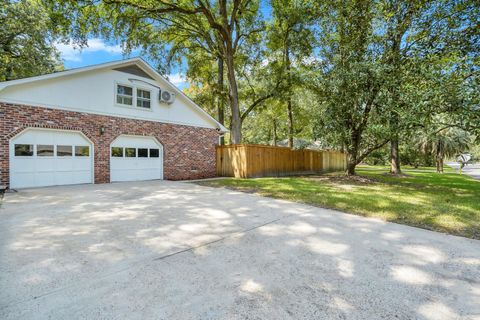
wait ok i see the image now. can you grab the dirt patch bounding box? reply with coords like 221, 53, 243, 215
307, 174, 378, 185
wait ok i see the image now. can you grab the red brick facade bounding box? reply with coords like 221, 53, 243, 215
0, 102, 220, 187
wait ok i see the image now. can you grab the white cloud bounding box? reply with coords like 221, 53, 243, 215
166, 73, 186, 86
55, 38, 123, 62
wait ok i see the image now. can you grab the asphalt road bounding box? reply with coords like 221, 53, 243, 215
447, 162, 480, 180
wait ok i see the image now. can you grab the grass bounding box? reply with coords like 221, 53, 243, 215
196, 167, 480, 239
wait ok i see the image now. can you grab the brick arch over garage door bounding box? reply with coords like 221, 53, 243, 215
0, 102, 219, 188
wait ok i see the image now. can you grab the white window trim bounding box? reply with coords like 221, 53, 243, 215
114, 82, 153, 112
136, 88, 152, 109
115, 82, 134, 107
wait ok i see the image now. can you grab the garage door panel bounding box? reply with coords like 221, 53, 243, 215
11, 173, 35, 189
71, 171, 92, 184
35, 158, 56, 171
13, 158, 36, 172
36, 172, 56, 187
55, 159, 75, 171
10, 129, 93, 189
54, 172, 74, 185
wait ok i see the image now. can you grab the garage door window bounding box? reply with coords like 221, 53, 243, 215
57, 145, 73, 157
125, 148, 136, 157
37, 145, 54, 156
150, 148, 159, 158
111, 147, 123, 157
138, 148, 148, 157
14, 144, 34, 156
75, 146, 90, 157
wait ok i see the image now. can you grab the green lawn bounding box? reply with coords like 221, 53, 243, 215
196, 168, 480, 239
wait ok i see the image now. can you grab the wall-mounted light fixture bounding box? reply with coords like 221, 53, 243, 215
100, 126, 105, 135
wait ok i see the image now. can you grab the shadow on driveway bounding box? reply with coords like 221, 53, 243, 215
0, 180, 479, 319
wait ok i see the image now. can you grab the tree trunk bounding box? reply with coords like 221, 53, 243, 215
436, 158, 444, 173
436, 142, 444, 173
390, 137, 401, 174
346, 132, 361, 175
346, 145, 358, 176
5, 64, 13, 81
272, 118, 277, 146
217, 57, 225, 145
285, 45, 294, 149
224, 45, 242, 144
287, 98, 294, 148
346, 156, 357, 175
387, 30, 404, 175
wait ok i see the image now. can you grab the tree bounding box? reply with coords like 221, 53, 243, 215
311, 0, 390, 175
180, 19, 282, 144
378, 0, 479, 175
418, 126, 472, 173
311, 0, 479, 175
242, 100, 285, 146
267, 0, 315, 148
47, 0, 269, 143
0, 0, 62, 81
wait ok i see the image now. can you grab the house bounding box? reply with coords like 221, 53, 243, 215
0, 58, 227, 189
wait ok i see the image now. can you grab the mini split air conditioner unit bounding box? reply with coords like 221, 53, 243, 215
159, 89, 176, 105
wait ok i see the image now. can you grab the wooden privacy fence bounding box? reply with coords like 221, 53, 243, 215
216, 144, 347, 178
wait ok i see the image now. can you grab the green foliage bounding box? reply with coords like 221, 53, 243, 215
311, 0, 390, 173
363, 148, 389, 166
310, 0, 479, 174
36, 0, 479, 169
0, 0, 62, 81
417, 125, 472, 171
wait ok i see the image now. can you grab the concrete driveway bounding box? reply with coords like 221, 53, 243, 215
0, 181, 479, 320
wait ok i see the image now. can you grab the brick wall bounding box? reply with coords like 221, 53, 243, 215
0, 102, 220, 187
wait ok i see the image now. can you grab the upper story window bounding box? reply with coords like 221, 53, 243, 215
137, 89, 151, 109
116, 84, 152, 110
116, 85, 133, 106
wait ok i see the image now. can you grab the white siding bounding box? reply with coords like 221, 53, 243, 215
0, 68, 216, 129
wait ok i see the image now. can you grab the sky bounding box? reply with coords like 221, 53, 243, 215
55, 38, 188, 89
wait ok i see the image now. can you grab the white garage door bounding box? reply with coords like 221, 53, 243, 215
110, 135, 163, 182
9, 128, 93, 189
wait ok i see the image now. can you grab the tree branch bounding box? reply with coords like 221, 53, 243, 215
356, 139, 390, 164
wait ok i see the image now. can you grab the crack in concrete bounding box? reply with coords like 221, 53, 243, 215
1, 214, 290, 311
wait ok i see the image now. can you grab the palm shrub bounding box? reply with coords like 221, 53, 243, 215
418, 127, 472, 173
